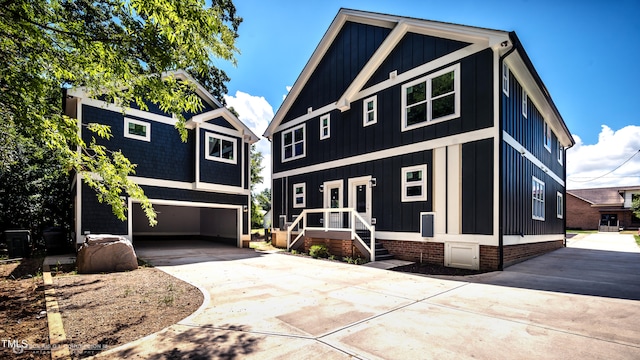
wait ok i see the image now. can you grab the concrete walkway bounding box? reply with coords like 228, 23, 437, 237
93, 235, 640, 359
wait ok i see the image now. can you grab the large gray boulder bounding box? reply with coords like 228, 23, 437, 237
77, 235, 138, 274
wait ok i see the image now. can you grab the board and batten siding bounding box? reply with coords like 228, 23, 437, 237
273, 48, 495, 175
82, 104, 195, 183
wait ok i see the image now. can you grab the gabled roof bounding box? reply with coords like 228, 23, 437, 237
263, 8, 574, 149
66, 69, 259, 144
264, 8, 510, 139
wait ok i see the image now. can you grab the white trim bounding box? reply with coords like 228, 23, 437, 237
401, 164, 428, 202
195, 123, 201, 187
543, 121, 552, 152
127, 176, 250, 195
556, 191, 564, 219
82, 98, 177, 126
434, 147, 447, 235
377, 231, 498, 246
503, 234, 564, 246
323, 180, 344, 208
190, 107, 259, 143
198, 121, 243, 138
532, 176, 545, 221
502, 131, 565, 186
293, 182, 306, 208
401, 63, 461, 132
320, 114, 331, 140
274, 127, 495, 179
281, 123, 306, 162
447, 144, 461, 234
522, 88, 528, 118
363, 95, 378, 127
557, 141, 563, 165
502, 62, 509, 96
124, 117, 151, 142
348, 175, 372, 223
204, 132, 237, 164
75, 99, 83, 244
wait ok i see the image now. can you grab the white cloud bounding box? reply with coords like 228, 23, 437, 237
282, 85, 292, 101
223, 91, 273, 194
567, 125, 640, 189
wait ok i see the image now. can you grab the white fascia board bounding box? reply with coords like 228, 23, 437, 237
376, 231, 498, 246
191, 108, 260, 143
162, 69, 224, 110
503, 53, 573, 148
81, 98, 177, 126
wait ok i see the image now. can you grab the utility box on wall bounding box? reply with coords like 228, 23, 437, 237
420, 212, 435, 238
445, 242, 479, 270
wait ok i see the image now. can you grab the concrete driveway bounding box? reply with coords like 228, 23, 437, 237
96, 234, 640, 359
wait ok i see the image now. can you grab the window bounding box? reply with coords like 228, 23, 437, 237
557, 141, 563, 165
502, 62, 509, 96
293, 183, 306, 208
363, 95, 377, 126
401, 64, 460, 131
544, 121, 551, 152
320, 114, 330, 140
532, 177, 545, 220
556, 192, 564, 219
124, 118, 151, 142
402, 165, 428, 202
282, 124, 305, 162
205, 133, 236, 164
522, 88, 528, 118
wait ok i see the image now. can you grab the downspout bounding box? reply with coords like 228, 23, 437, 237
498, 40, 518, 271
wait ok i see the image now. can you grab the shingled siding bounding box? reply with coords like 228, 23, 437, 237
81, 183, 128, 236
82, 105, 195, 182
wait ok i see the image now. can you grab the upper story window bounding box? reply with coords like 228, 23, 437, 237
124, 118, 151, 142
401, 63, 460, 131
557, 141, 563, 165
282, 123, 305, 162
293, 183, 306, 208
205, 132, 236, 164
363, 95, 377, 127
522, 88, 528, 118
544, 121, 552, 152
556, 192, 564, 219
320, 114, 330, 140
502, 62, 509, 96
401, 164, 428, 202
532, 176, 545, 221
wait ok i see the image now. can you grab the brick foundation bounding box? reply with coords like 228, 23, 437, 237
503, 240, 564, 267
479, 245, 499, 271
379, 240, 444, 266
303, 237, 366, 259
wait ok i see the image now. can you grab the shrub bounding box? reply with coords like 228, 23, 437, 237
309, 244, 330, 259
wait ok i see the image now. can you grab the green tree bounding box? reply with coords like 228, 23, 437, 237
632, 195, 640, 221
250, 144, 264, 228
0, 0, 241, 226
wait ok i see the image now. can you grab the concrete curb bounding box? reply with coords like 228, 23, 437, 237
42, 263, 71, 359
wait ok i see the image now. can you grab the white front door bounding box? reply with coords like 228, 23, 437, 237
348, 176, 372, 230
323, 180, 343, 228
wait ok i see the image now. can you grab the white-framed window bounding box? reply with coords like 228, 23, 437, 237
402, 165, 428, 202
502, 62, 509, 96
282, 124, 305, 162
205, 132, 237, 164
557, 141, 563, 165
293, 183, 306, 208
401, 63, 460, 131
544, 121, 551, 152
320, 114, 330, 140
532, 176, 545, 221
363, 95, 377, 127
556, 192, 564, 219
522, 88, 528, 118
124, 118, 151, 142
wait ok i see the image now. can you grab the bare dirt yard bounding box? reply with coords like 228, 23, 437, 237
1, 258, 203, 359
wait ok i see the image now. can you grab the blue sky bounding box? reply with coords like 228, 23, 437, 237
220, 0, 640, 191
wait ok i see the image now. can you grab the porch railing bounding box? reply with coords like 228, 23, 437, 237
286, 207, 376, 261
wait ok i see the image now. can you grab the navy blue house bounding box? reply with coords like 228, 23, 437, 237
66, 70, 259, 248
263, 9, 574, 270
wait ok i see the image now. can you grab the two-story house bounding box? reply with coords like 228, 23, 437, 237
65, 70, 259, 248
264, 9, 574, 270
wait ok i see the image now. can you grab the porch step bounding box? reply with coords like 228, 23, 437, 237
355, 230, 394, 261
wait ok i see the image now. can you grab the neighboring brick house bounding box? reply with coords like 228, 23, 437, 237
65, 70, 260, 248
567, 187, 640, 231
264, 9, 575, 270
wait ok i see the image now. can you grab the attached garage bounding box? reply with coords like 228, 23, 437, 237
129, 200, 242, 247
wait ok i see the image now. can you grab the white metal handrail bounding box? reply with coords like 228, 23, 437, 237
286, 208, 376, 261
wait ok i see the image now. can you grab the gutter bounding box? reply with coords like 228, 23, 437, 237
497, 43, 517, 271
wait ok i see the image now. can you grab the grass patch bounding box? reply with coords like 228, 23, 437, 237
250, 241, 279, 252
635, 235, 640, 247
566, 230, 598, 234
